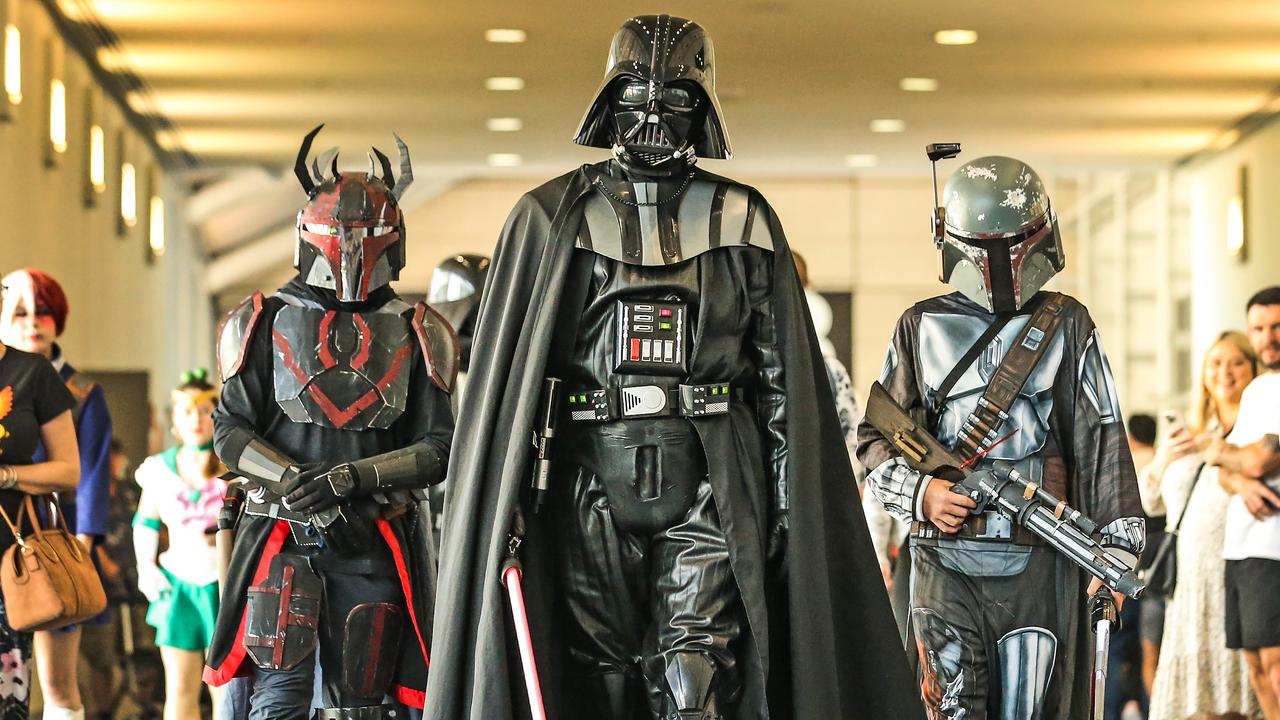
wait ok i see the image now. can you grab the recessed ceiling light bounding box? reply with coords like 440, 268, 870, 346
487, 153, 522, 167
485, 28, 527, 43
486, 117, 523, 132
869, 119, 905, 133
900, 77, 938, 92
934, 29, 977, 46
485, 76, 525, 91
844, 154, 877, 168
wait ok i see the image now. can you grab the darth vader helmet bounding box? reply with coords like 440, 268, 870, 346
573, 14, 731, 176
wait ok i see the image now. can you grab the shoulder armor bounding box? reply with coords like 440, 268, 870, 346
217, 292, 266, 382
412, 301, 460, 394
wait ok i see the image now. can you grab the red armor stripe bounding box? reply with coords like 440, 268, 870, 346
203, 520, 290, 687
360, 606, 388, 695
301, 343, 411, 428
318, 311, 338, 369
351, 314, 373, 370
356, 234, 399, 298
376, 517, 429, 669
273, 329, 312, 385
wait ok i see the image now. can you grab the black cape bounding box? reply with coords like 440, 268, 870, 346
425, 164, 923, 720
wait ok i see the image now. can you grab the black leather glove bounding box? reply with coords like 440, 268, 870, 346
285, 463, 357, 514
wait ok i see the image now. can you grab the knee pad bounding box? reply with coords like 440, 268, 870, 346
996, 626, 1057, 720
340, 602, 404, 700
659, 652, 723, 720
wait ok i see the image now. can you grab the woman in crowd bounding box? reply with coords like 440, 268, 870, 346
1143, 331, 1261, 719
133, 370, 226, 720
0, 284, 81, 719
0, 269, 111, 720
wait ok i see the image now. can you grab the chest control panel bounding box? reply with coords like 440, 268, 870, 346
614, 300, 688, 376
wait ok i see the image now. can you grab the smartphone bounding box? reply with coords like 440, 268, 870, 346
1162, 410, 1184, 430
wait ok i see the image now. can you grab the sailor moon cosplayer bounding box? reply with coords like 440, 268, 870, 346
133, 370, 227, 720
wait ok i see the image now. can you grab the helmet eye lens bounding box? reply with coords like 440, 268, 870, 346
661, 85, 696, 110
617, 82, 649, 106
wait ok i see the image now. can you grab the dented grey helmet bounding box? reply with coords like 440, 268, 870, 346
939, 156, 1065, 313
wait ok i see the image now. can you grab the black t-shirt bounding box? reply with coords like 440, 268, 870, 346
0, 347, 75, 551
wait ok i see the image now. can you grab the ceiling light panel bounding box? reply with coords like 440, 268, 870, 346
485, 76, 524, 91
869, 118, 906, 133
485, 28, 527, 43
900, 77, 938, 92
486, 117, 523, 132
487, 153, 522, 167
844, 154, 877, 168
934, 29, 978, 46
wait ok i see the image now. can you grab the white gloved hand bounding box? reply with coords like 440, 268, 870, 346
137, 563, 171, 603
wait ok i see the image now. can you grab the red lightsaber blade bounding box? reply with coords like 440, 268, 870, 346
958, 429, 1020, 470
502, 559, 547, 720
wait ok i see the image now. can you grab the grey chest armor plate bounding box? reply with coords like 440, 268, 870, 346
270, 300, 414, 431
576, 178, 774, 265
918, 310, 1065, 462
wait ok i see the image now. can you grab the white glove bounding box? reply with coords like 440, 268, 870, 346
137, 563, 171, 603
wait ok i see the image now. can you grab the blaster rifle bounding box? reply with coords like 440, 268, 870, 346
864, 381, 1143, 597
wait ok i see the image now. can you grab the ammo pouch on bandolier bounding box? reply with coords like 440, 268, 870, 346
914, 293, 1069, 544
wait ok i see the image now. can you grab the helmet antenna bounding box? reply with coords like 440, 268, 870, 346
926, 143, 961, 245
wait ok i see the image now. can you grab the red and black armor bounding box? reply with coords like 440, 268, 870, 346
292, 125, 413, 303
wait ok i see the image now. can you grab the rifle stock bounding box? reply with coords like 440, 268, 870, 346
865, 382, 967, 476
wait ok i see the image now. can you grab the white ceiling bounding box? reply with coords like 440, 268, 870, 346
71, 0, 1280, 177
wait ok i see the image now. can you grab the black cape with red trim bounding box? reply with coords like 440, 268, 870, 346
424, 163, 923, 720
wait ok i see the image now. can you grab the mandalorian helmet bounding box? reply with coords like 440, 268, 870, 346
573, 14, 731, 175
938, 156, 1065, 313
429, 254, 490, 369
291, 124, 414, 303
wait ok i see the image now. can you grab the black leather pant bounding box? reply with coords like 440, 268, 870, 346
556, 467, 742, 719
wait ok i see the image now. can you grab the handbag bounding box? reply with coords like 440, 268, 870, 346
1137, 462, 1205, 601
0, 494, 107, 631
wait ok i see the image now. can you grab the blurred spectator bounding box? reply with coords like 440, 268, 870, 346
133, 371, 226, 720
1104, 413, 1159, 720
1127, 414, 1167, 699
863, 489, 910, 635
81, 439, 160, 720
0, 283, 81, 719
1142, 331, 1260, 719
1207, 287, 1280, 720
0, 269, 112, 720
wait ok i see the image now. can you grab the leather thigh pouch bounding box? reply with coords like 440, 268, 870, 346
578, 418, 708, 534
341, 602, 404, 699
244, 554, 322, 671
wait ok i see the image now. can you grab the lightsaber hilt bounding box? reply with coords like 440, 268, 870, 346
530, 377, 563, 514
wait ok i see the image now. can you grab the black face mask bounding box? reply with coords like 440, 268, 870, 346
608, 78, 707, 177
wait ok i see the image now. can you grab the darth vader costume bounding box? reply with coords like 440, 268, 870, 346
857, 154, 1145, 719
425, 15, 921, 720
203, 127, 457, 720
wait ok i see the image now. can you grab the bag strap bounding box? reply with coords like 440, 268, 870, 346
1170, 463, 1206, 534
954, 293, 1069, 458
0, 498, 23, 546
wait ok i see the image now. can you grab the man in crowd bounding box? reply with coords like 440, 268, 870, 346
1206, 286, 1280, 720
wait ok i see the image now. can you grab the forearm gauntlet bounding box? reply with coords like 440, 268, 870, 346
348, 442, 446, 504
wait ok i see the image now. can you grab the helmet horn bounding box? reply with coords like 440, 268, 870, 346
372, 146, 395, 190
392, 133, 413, 201
293, 124, 324, 195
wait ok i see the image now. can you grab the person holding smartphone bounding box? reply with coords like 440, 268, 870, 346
1141, 332, 1260, 720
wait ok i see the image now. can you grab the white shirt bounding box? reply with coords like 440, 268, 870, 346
1222, 372, 1280, 561
135, 453, 226, 585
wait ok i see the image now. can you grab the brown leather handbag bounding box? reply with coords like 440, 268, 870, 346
0, 494, 107, 631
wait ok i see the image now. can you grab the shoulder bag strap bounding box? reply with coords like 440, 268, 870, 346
1170, 463, 1206, 534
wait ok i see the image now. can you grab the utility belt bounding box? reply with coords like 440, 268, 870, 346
566, 382, 741, 423
912, 510, 1045, 546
